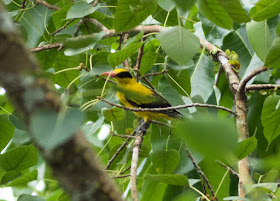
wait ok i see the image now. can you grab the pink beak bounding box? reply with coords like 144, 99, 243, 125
102, 71, 116, 77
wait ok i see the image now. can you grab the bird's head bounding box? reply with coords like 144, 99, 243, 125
102, 69, 134, 84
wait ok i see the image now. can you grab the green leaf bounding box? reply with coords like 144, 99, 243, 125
196, 0, 233, 29
107, 42, 144, 67
102, 107, 125, 121
276, 21, 280, 37
247, 20, 272, 62
114, 0, 157, 32
252, 0, 280, 21
140, 52, 158, 75
158, 0, 175, 11
157, 26, 200, 65
52, 4, 72, 28
167, 68, 191, 96
64, 31, 105, 56
145, 174, 189, 186
17, 194, 45, 201
245, 183, 278, 194
235, 136, 257, 160
261, 95, 280, 146
0, 171, 21, 185
191, 54, 215, 102
173, 0, 195, 12
6, 170, 38, 187
9, 110, 25, 130
265, 38, 280, 68
66, 2, 99, 19
30, 108, 84, 150
217, 0, 250, 23
107, 144, 127, 169
0, 114, 14, 152
0, 145, 37, 171
151, 149, 180, 174
20, 5, 51, 48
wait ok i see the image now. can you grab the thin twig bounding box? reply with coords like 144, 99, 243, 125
30, 42, 63, 53
113, 174, 130, 179
122, 34, 130, 67
21, 0, 27, 8
34, 0, 60, 10
91, 0, 100, 7
50, 18, 77, 35
246, 84, 280, 91
83, 18, 108, 31
121, 166, 131, 174
238, 66, 269, 96
100, 98, 237, 116
117, 34, 124, 50
113, 134, 137, 139
140, 70, 168, 79
216, 161, 239, 178
135, 38, 146, 82
73, 19, 83, 37
186, 148, 218, 201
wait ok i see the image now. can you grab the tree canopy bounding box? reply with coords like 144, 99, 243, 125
1, 0, 280, 201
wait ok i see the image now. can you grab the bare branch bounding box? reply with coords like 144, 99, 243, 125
30, 42, 63, 53
100, 98, 237, 115
83, 18, 109, 31
34, 0, 60, 10
113, 174, 130, 179
246, 84, 280, 91
216, 161, 239, 178
134, 38, 145, 82
140, 70, 168, 79
238, 66, 269, 95
73, 19, 83, 37
186, 148, 217, 201
91, 0, 100, 7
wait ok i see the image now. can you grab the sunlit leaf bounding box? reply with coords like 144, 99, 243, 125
252, 0, 280, 21
17, 194, 45, 201
6, 170, 38, 187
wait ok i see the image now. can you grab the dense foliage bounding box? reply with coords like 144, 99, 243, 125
1, 0, 280, 201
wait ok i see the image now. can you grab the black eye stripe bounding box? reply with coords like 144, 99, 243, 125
116, 71, 132, 78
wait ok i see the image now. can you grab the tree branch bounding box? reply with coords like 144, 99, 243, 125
246, 84, 280, 91
100, 98, 237, 115
34, 0, 60, 10
134, 38, 145, 82
186, 148, 217, 201
30, 42, 63, 53
238, 66, 269, 96
0, 6, 122, 201
50, 18, 77, 36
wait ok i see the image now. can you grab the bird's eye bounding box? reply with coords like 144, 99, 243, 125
116, 72, 132, 78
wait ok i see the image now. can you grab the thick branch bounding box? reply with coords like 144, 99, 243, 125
0, 6, 122, 201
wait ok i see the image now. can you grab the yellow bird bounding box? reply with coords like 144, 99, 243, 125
102, 69, 181, 122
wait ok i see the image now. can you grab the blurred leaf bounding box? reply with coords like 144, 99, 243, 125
0, 145, 37, 171
252, 0, 280, 21
245, 183, 278, 194
0, 114, 14, 152
58, 192, 70, 201
30, 108, 84, 150
64, 32, 105, 56
158, 0, 175, 11
66, 2, 99, 19
107, 42, 144, 67
17, 194, 45, 201
145, 174, 189, 186
157, 26, 200, 65
223, 196, 249, 201
261, 95, 280, 146
174, 0, 195, 12
191, 54, 214, 102
174, 117, 238, 163
217, 0, 250, 23
9, 110, 25, 130
114, 0, 157, 32
140, 52, 158, 76
235, 135, 257, 160
102, 107, 125, 121
265, 38, 280, 68
196, 0, 233, 29
0, 171, 21, 185
7, 170, 38, 187
247, 20, 272, 62
151, 149, 180, 174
